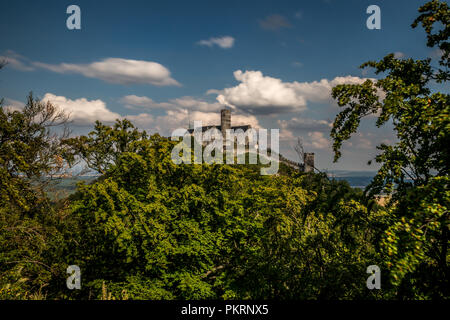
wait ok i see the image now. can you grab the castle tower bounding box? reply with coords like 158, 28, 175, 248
220, 109, 231, 136
304, 153, 315, 172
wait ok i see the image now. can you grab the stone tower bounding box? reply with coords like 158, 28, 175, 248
304, 153, 315, 172
220, 109, 231, 136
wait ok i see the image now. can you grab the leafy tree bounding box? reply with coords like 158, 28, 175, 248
6, 2, 448, 300
64, 121, 382, 299
63, 119, 148, 175
0, 106, 383, 299
0, 93, 73, 299
0, 93, 70, 210
330, 0, 449, 298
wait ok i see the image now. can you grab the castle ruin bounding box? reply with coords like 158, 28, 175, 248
188, 108, 315, 172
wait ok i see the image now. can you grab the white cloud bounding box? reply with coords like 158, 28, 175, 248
169, 97, 222, 113
120, 95, 173, 110
205, 89, 222, 95
281, 129, 331, 150
0, 51, 34, 71
216, 70, 307, 114
279, 117, 332, 131
352, 132, 373, 150
430, 48, 444, 60
123, 112, 155, 129
294, 76, 369, 102
198, 36, 235, 49
1, 51, 179, 86
4, 95, 121, 126
278, 117, 333, 143
307, 131, 330, 149
121, 95, 222, 113
33, 58, 180, 86
3, 98, 26, 111
215, 70, 369, 115
42, 93, 121, 125
394, 52, 405, 59
38, 93, 259, 136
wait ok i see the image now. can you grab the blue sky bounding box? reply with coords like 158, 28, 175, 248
0, 0, 443, 171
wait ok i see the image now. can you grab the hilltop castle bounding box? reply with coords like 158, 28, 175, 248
187, 108, 315, 172
187, 109, 251, 136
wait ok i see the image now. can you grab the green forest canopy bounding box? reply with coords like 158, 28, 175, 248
0, 0, 448, 300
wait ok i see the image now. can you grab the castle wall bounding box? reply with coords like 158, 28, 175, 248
220, 109, 231, 136
304, 153, 315, 172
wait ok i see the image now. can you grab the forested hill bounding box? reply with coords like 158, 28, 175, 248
1, 125, 385, 299
1, 0, 448, 300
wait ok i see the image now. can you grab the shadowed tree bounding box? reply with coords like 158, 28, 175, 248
0, 91, 74, 299
330, 0, 449, 298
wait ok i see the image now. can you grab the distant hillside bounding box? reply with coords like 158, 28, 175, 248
44, 176, 98, 199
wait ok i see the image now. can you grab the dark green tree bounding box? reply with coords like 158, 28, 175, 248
330, 0, 449, 298
63, 119, 148, 175
65, 120, 383, 299
0, 93, 73, 299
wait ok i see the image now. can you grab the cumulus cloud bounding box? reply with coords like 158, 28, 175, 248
293, 75, 370, 102
37, 92, 259, 135
259, 14, 292, 31
124, 99, 261, 134
279, 117, 332, 132
280, 128, 331, 150
215, 70, 369, 115
278, 117, 332, 142
169, 97, 223, 112
123, 112, 155, 129
216, 70, 307, 114
4, 95, 121, 126
394, 52, 405, 59
351, 132, 374, 150
306, 131, 330, 149
430, 48, 444, 60
197, 36, 235, 49
121, 95, 222, 113
121, 95, 173, 110
3, 98, 26, 111
33, 58, 180, 86
42, 93, 121, 125
205, 89, 222, 95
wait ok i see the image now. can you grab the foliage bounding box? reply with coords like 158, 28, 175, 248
0, 0, 448, 301
0, 93, 69, 210
62, 119, 148, 175
58, 122, 383, 299
330, 0, 449, 299
0, 94, 73, 299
